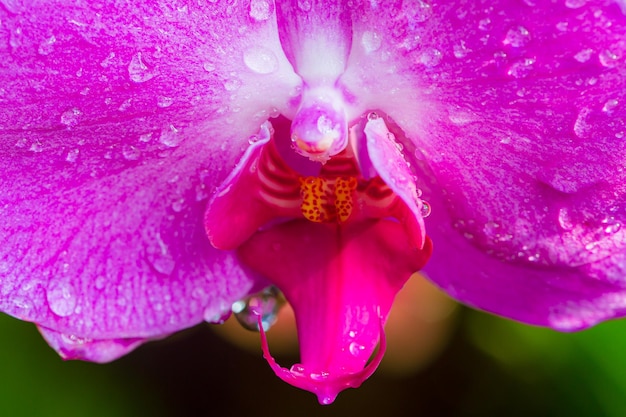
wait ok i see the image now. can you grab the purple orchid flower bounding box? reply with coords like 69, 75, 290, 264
1, 0, 626, 405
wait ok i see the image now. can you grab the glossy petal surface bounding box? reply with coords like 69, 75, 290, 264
0, 1, 299, 350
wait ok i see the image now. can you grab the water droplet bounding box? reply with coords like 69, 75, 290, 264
122, 144, 140, 161
243, 47, 278, 74
478, 18, 492, 31
29, 140, 44, 153
290, 364, 306, 374
506, 57, 536, 78
558, 207, 574, 230
361, 31, 382, 53
60, 107, 82, 128
417, 47, 442, 67
100, 51, 116, 68
159, 125, 182, 147
94, 276, 106, 290
139, 132, 153, 143
14, 137, 27, 148
249, 0, 271, 21
502, 25, 531, 48
128, 52, 156, 83
599, 49, 620, 68
147, 232, 176, 275
411, 0, 433, 22
232, 286, 284, 331
171, 197, 185, 213
203, 62, 216, 72
223, 78, 241, 91
37, 35, 56, 56
420, 200, 431, 218
602, 216, 622, 234
65, 148, 79, 163
573, 107, 592, 138
565, 0, 587, 8
118, 98, 132, 112
602, 98, 619, 113
367, 112, 379, 121
349, 342, 366, 357
47, 282, 77, 317
448, 109, 477, 126
297, 0, 311, 11
154, 96, 173, 108
12, 295, 34, 311
574, 48, 593, 63
453, 41, 470, 59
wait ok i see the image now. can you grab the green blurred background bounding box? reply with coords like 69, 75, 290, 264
2, 307, 626, 417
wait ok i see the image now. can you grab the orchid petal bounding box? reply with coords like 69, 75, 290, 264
0, 1, 300, 352
37, 325, 146, 363
349, 1, 626, 328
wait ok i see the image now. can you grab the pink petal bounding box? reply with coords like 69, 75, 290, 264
37, 325, 147, 363
0, 1, 299, 352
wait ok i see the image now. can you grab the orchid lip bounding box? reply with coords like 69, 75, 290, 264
205, 110, 432, 403
257, 312, 387, 405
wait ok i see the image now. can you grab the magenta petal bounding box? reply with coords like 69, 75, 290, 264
401, 2, 626, 328
0, 2, 307, 350
364, 116, 426, 248
37, 326, 147, 363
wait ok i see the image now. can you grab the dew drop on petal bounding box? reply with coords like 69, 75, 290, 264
349, 342, 366, 357
297, 0, 311, 11
128, 52, 156, 83
506, 57, 536, 78
118, 98, 132, 112
29, 140, 43, 153
249, 0, 271, 21
565, 0, 587, 8
417, 47, 442, 67
232, 286, 284, 331
12, 295, 34, 311
46, 282, 77, 317
139, 132, 153, 143
147, 233, 176, 275
453, 41, 470, 59
157, 96, 174, 108
60, 107, 82, 128
573, 107, 592, 138
65, 148, 79, 163
361, 31, 382, 53
122, 144, 141, 161
203, 62, 216, 72
420, 200, 432, 218
243, 47, 278, 74
159, 125, 182, 147
599, 49, 620, 68
602, 98, 619, 113
223, 78, 242, 91
558, 207, 574, 230
502, 25, 531, 48
574, 48, 593, 63
37, 35, 56, 56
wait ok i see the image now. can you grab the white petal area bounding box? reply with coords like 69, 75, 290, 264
339, 22, 436, 139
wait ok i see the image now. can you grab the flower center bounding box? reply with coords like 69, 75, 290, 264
204, 113, 432, 404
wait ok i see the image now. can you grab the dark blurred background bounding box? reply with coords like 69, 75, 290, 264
2, 305, 626, 417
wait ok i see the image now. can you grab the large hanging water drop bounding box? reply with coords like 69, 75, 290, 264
232, 286, 284, 332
